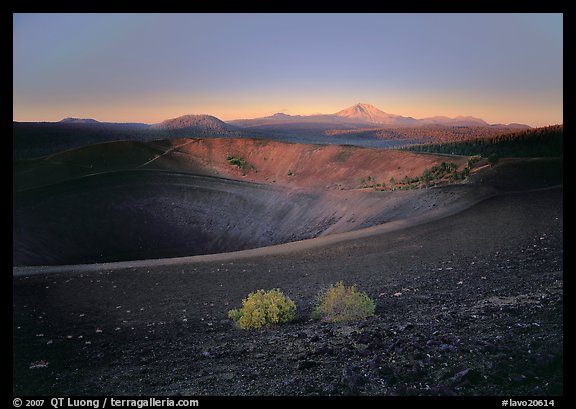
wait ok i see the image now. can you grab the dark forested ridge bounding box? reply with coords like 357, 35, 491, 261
13, 119, 558, 161
12, 121, 247, 160
401, 125, 563, 157
325, 125, 529, 143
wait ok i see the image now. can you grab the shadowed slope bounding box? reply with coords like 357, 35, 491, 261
13, 138, 476, 266
15, 138, 559, 267
14, 138, 470, 191
12, 180, 562, 396
13, 169, 485, 266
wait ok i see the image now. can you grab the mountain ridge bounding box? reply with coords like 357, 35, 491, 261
59, 117, 100, 124
228, 103, 530, 129
335, 103, 419, 126
31, 103, 530, 129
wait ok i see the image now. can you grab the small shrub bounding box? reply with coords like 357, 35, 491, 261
487, 154, 499, 166
421, 168, 432, 186
228, 289, 296, 329
468, 155, 482, 167
227, 155, 247, 170
312, 281, 376, 323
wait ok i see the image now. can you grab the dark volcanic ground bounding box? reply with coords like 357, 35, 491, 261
13, 184, 563, 396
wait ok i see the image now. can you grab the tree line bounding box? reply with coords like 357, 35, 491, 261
401, 125, 563, 158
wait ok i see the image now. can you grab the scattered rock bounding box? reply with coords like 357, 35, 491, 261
450, 368, 481, 385
298, 360, 318, 370
510, 373, 528, 384
367, 356, 381, 371
431, 384, 457, 396
323, 382, 340, 395
400, 322, 414, 332
356, 332, 371, 344
29, 360, 49, 369
314, 344, 334, 356
438, 344, 457, 353
341, 365, 364, 393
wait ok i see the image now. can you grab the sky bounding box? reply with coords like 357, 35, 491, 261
13, 13, 563, 127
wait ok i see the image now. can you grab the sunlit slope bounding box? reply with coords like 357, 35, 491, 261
14, 137, 470, 191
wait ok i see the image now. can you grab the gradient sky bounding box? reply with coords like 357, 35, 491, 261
13, 13, 563, 127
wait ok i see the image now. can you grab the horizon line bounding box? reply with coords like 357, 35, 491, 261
13, 116, 564, 129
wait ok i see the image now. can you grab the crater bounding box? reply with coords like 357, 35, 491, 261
13, 138, 474, 266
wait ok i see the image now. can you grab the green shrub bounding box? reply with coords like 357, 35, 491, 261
468, 155, 482, 167
228, 289, 296, 329
487, 154, 499, 166
227, 155, 247, 169
312, 281, 376, 323
421, 168, 432, 186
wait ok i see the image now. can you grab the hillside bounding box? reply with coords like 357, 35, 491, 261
401, 125, 563, 157
14, 137, 471, 193
325, 125, 530, 145
13, 137, 475, 265
13, 116, 249, 160
152, 114, 241, 133
13, 160, 563, 395
13, 105, 534, 160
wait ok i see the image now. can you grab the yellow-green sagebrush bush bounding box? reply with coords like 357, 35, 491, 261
228, 289, 296, 329
312, 281, 375, 323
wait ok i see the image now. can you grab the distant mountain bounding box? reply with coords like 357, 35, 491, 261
490, 123, 532, 129
420, 115, 489, 127
267, 113, 297, 120
14, 107, 532, 160
57, 117, 151, 129
229, 103, 419, 128
229, 112, 348, 128
335, 103, 419, 125
228, 103, 529, 129
152, 114, 241, 133
14, 114, 244, 160
59, 117, 100, 124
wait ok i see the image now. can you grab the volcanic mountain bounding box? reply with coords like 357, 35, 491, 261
152, 114, 241, 133
13, 105, 531, 160
59, 117, 100, 124
335, 103, 419, 125
228, 103, 529, 129
13, 115, 247, 159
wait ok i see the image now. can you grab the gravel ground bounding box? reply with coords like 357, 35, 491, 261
13, 184, 563, 396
